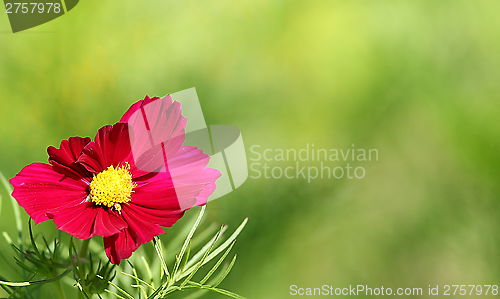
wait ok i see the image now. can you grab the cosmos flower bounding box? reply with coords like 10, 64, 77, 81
10, 95, 221, 264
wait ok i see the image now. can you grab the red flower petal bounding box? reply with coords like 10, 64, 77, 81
77, 123, 133, 173
52, 203, 127, 239
103, 229, 134, 265
48, 136, 91, 166
127, 203, 184, 227
104, 205, 165, 264
47, 137, 92, 180
10, 163, 89, 224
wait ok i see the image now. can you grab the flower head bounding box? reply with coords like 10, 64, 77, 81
10, 95, 221, 264
89, 163, 136, 212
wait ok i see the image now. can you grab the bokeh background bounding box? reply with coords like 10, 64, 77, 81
1, 0, 500, 298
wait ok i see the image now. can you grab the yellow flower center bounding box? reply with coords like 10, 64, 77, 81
89, 163, 136, 213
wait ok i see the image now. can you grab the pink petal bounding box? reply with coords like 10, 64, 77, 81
167, 146, 221, 207
132, 171, 200, 211
10, 163, 89, 224
121, 95, 187, 173
192, 170, 219, 206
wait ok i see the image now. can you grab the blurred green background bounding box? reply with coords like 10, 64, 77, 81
2, 0, 500, 298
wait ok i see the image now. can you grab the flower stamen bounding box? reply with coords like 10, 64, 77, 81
89, 163, 136, 213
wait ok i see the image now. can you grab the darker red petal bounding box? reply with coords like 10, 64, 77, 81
47, 137, 92, 180
104, 205, 165, 264
48, 136, 91, 166
127, 203, 184, 228
53, 203, 127, 239
77, 123, 133, 173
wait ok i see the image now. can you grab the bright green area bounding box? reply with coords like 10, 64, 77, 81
1, 0, 500, 298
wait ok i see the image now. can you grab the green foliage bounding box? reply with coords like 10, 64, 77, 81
0, 219, 71, 298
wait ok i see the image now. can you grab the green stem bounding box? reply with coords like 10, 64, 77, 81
79, 239, 90, 260
56, 280, 67, 299
78, 239, 90, 276
77, 239, 90, 299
